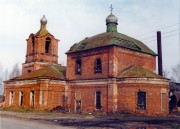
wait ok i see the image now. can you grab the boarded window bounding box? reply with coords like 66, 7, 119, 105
9, 91, 14, 106
96, 91, 101, 109
30, 91, 35, 106
45, 37, 51, 53
94, 58, 102, 73
75, 59, 82, 74
19, 92, 23, 106
161, 93, 166, 111
137, 91, 146, 110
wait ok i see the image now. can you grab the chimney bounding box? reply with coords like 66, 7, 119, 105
157, 31, 163, 76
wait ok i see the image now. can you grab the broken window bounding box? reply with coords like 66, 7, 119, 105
94, 58, 102, 73
96, 91, 101, 109
45, 37, 51, 53
137, 91, 146, 110
30, 91, 35, 106
75, 59, 82, 74
19, 92, 23, 106
9, 91, 14, 106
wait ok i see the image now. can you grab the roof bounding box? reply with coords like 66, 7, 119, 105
170, 82, 180, 91
117, 65, 164, 79
67, 32, 157, 56
11, 65, 66, 81
35, 28, 49, 37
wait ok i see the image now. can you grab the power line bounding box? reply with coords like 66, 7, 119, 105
163, 32, 179, 39
136, 23, 179, 38
141, 35, 156, 41
163, 29, 179, 35
140, 29, 179, 41
144, 32, 179, 43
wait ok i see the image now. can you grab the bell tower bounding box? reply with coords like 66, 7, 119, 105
22, 15, 59, 75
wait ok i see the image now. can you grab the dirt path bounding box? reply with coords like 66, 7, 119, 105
0, 111, 180, 129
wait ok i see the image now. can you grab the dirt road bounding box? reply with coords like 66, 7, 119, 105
0, 111, 180, 129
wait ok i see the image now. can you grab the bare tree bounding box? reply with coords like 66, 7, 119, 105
171, 61, 180, 83
163, 70, 170, 78
9, 63, 21, 79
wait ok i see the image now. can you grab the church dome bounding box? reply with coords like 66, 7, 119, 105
106, 13, 118, 24
40, 15, 47, 24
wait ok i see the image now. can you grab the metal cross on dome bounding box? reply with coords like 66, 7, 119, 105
110, 4, 113, 14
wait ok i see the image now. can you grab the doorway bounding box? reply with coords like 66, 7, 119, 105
75, 100, 81, 113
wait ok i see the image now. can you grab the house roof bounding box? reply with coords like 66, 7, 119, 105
67, 32, 157, 56
11, 65, 66, 81
117, 65, 164, 79
170, 82, 180, 91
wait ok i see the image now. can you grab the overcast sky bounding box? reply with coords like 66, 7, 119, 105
0, 0, 179, 75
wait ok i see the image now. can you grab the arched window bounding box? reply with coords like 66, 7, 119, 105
75, 59, 82, 74
32, 37, 35, 53
94, 58, 102, 73
45, 37, 51, 53
96, 91, 101, 109
137, 91, 146, 110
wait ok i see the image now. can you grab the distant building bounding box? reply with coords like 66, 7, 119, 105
4, 11, 169, 115
169, 82, 180, 111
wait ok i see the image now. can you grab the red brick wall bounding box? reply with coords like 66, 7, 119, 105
4, 80, 66, 110
117, 83, 169, 115
66, 48, 109, 80
68, 84, 108, 113
22, 33, 59, 74
111, 47, 156, 76
4, 83, 40, 108
66, 46, 156, 80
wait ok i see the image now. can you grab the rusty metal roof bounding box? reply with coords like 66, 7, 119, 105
12, 65, 66, 80
117, 65, 164, 79
67, 32, 157, 56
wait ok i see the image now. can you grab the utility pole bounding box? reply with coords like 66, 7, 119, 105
179, 0, 180, 60
157, 31, 163, 76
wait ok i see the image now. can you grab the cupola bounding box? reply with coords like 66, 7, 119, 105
106, 5, 118, 33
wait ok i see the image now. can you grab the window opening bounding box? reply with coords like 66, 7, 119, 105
9, 91, 14, 105
137, 91, 146, 110
76, 59, 82, 74
45, 37, 51, 53
32, 37, 35, 53
27, 70, 31, 73
30, 91, 35, 106
96, 91, 101, 109
20, 92, 23, 106
94, 58, 102, 73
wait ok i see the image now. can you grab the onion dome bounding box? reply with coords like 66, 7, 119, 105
40, 15, 47, 24
106, 5, 118, 32
106, 13, 118, 25
35, 15, 49, 37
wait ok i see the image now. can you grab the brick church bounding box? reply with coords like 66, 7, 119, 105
4, 11, 169, 115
